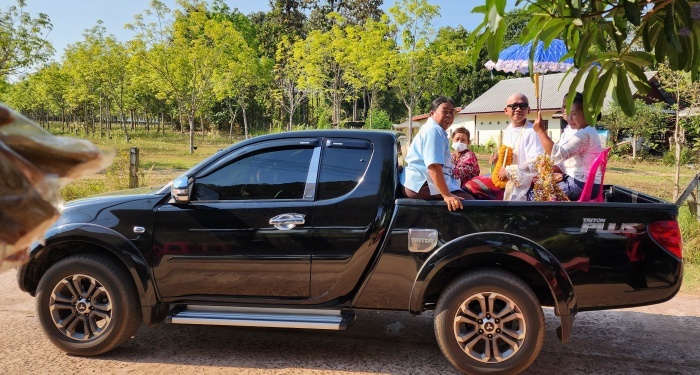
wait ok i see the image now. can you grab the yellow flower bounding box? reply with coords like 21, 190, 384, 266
533, 155, 569, 202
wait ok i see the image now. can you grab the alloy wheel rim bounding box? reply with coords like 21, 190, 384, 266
452, 292, 526, 363
49, 274, 113, 341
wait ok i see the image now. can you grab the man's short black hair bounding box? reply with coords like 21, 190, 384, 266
430, 96, 456, 112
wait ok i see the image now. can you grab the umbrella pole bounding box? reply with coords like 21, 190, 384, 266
534, 73, 540, 110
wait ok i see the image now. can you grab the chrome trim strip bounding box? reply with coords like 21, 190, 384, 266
169, 306, 348, 330
303, 147, 321, 200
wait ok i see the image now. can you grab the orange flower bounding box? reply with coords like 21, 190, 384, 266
491, 145, 512, 188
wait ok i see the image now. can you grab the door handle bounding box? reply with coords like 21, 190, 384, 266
269, 213, 306, 230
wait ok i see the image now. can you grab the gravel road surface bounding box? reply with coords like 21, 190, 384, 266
1, 269, 698, 374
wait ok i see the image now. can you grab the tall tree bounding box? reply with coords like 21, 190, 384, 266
305, 0, 383, 30
275, 35, 309, 131
343, 17, 395, 127
387, 0, 440, 141
0, 0, 54, 80
656, 64, 700, 200
34, 62, 70, 132
250, 0, 306, 59
212, 15, 271, 140
128, 0, 242, 153
294, 13, 353, 127
63, 26, 107, 136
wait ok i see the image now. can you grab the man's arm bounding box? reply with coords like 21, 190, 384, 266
427, 163, 463, 211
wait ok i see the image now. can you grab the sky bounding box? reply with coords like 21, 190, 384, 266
20, 0, 502, 59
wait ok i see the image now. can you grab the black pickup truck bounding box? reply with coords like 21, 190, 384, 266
17, 130, 683, 374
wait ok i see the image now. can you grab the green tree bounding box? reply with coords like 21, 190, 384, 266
0, 0, 54, 80
250, 0, 306, 59
274, 35, 309, 131
294, 13, 352, 126
388, 0, 440, 140
469, 0, 700, 127
305, 0, 383, 30
656, 63, 700, 199
101, 34, 133, 142
34, 62, 70, 132
128, 0, 241, 153
63, 27, 106, 136
212, 17, 271, 140
602, 98, 669, 158
343, 16, 394, 127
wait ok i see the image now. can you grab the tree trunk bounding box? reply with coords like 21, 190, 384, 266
632, 135, 637, 159
674, 113, 682, 200
106, 102, 111, 139
120, 110, 130, 143
99, 99, 103, 138
407, 107, 413, 141
353, 95, 357, 122
289, 103, 294, 132
189, 116, 195, 154
240, 98, 249, 140
90, 106, 96, 137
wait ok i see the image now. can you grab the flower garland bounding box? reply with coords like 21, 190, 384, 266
491, 145, 512, 188
533, 155, 569, 202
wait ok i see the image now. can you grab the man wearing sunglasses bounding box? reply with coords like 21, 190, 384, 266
465, 93, 544, 200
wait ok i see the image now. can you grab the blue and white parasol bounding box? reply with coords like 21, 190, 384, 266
484, 39, 574, 74
485, 39, 574, 108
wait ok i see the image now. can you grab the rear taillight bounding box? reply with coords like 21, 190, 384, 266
648, 220, 683, 260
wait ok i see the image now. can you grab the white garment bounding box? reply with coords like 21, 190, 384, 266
501, 122, 545, 201
552, 125, 603, 183
503, 122, 544, 167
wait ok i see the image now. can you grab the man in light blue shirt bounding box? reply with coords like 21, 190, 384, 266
400, 96, 473, 211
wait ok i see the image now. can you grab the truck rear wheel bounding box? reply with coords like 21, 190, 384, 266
35, 254, 142, 355
434, 269, 544, 374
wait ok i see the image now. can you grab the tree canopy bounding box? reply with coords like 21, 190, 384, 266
469, 0, 700, 127
0, 0, 54, 80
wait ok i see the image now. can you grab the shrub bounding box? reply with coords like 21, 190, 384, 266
472, 139, 496, 154
662, 148, 698, 166
678, 205, 700, 264
366, 109, 392, 130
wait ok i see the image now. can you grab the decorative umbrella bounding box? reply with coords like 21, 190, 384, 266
485, 39, 574, 108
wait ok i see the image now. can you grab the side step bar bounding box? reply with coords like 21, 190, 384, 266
167, 305, 355, 330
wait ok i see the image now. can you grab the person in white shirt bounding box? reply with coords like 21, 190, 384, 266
533, 92, 603, 200
465, 93, 544, 200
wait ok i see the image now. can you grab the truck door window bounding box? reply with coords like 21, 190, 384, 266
317, 140, 372, 200
192, 147, 314, 200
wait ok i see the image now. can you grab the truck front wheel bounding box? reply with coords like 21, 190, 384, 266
434, 269, 544, 374
35, 254, 142, 355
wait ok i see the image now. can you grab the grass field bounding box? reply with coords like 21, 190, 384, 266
57, 129, 700, 293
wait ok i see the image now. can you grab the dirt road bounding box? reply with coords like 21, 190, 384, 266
1, 269, 698, 374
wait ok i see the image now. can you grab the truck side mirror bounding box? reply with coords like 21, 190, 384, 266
171, 177, 190, 204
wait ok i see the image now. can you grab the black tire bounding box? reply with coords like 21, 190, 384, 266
434, 269, 544, 375
35, 254, 142, 355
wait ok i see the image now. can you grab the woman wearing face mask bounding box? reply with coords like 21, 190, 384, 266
451, 127, 480, 189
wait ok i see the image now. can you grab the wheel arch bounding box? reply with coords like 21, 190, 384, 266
409, 232, 577, 342
19, 223, 162, 323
